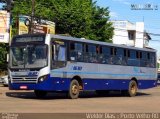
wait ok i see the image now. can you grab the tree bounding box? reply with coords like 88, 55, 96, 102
11, 0, 114, 42
50, 0, 93, 39
0, 43, 8, 70
91, 5, 114, 42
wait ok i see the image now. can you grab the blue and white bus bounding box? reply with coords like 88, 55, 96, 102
8, 34, 157, 99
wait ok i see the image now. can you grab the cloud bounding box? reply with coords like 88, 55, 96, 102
112, 0, 131, 5
123, 1, 130, 5
110, 12, 118, 18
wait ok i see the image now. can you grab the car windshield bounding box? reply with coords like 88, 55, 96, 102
10, 45, 47, 69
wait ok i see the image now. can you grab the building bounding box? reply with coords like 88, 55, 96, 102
111, 20, 151, 48
0, 10, 10, 43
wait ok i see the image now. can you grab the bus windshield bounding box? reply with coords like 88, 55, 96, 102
10, 45, 47, 69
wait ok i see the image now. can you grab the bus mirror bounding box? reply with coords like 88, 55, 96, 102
6, 54, 9, 62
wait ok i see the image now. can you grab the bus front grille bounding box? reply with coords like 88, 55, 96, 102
11, 77, 37, 83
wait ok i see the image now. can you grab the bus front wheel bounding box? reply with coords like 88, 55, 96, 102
128, 80, 138, 97
34, 90, 47, 98
68, 80, 80, 99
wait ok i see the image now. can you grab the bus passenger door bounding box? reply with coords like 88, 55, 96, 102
52, 40, 67, 68
51, 40, 67, 78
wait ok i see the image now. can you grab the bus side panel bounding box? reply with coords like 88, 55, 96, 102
9, 78, 156, 91
138, 80, 157, 89
83, 79, 130, 90
51, 63, 157, 91
35, 76, 71, 91
82, 79, 156, 90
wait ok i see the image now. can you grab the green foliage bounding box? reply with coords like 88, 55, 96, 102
91, 5, 114, 42
11, 0, 114, 42
0, 43, 8, 70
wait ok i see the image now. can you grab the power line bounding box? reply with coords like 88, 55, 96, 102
114, 34, 143, 39
149, 33, 160, 36
150, 40, 160, 42
114, 28, 160, 37
145, 26, 160, 30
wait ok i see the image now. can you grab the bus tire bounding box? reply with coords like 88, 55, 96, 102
128, 80, 138, 97
34, 90, 47, 98
68, 80, 80, 99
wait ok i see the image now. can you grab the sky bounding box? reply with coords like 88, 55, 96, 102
0, 3, 4, 8
0, 1, 160, 57
94, 0, 160, 58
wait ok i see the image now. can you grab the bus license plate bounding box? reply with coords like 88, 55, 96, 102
20, 86, 28, 89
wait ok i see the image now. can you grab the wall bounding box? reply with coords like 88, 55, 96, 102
0, 10, 10, 43
111, 21, 146, 48
135, 22, 144, 48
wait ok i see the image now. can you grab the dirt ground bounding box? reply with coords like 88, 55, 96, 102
0, 85, 160, 113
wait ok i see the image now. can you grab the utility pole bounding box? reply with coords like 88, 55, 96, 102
29, 0, 35, 34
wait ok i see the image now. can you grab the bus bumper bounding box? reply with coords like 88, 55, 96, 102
9, 77, 71, 91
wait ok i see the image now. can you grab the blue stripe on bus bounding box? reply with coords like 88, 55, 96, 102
82, 79, 156, 90
9, 76, 157, 91
51, 70, 156, 77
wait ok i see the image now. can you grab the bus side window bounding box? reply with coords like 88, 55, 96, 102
84, 44, 98, 63
127, 50, 138, 66
122, 49, 127, 65
140, 52, 155, 68
57, 46, 66, 61
109, 47, 114, 64
116, 48, 124, 65
148, 53, 156, 67
100, 46, 110, 64
70, 42, 76, 61
70, 42, 83, 62
87, 44, 98, 63
141, 52, 146, 67
151, 53, 156, 67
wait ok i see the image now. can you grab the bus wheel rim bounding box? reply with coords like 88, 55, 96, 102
72, 85, 78, 95
131, 84, 136, 94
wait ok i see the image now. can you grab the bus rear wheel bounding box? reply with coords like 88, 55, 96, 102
128, 80, 138, 97
68, 80, 80, 99
34, 90, 47, 98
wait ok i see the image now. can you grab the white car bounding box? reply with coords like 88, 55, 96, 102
0, 77, 2, 83
1, 75, 9, 86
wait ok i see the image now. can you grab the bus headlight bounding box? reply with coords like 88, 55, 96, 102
38, 75, 48, 83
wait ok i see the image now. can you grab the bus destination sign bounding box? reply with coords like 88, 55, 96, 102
14, 36, 44, 43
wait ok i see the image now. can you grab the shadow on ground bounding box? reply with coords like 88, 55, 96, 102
5, 91, 151, 100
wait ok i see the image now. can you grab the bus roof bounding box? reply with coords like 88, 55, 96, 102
13, 33, 156, 53
51, 34, 156, 53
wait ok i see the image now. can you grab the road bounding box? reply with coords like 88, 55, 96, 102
0, 84, 160, 113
